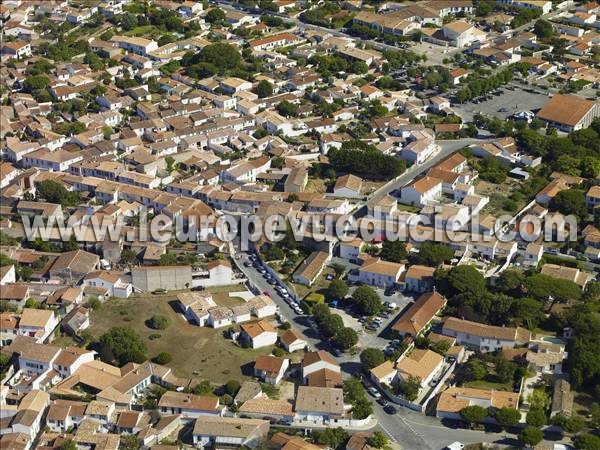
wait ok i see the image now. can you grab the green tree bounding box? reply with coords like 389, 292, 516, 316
494, 407, 521, 429
264, 246, 285, 261
353, 285, 382, 316
276, 100, 298, 117
574, 433, 600, 450
528, 389, 550, 410
120, 248, 137, 264
153, 352, 172, 364
525, 273, 581, 303
549, 189, 587, 220
329, 140, 405, 180
225, 380, 241, 396
468, 358, 487, 380
60, 440, 77, 450
460, 405, 488, 425
255, 80, 273, 98
416, 242, 454, 266
380, 240, 407, 263
120, 12, 138, 30
312, 428, 349, 449
333, 327, 358, 350
519, 427, 543, 447
99, 326, 147, 366
327, 279, 348, 301
526, 408, 547, 427
395, 375, 421, 401
23, 75, 51, 93
198, 43, 242, 72
320, 313, 344, 338
193, 380, 213, 395
563, 414, 585, 434
446, 265, 486, 298
350, 60, 369, 75
360, 348, 385, 371
533, 19, 554, 39
36, 180, 80, 206
205, 7, 226, 24
367, 431, 388, 449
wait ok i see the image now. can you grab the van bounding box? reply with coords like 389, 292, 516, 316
100, 259, 111, 270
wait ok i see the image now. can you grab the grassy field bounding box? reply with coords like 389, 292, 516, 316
88, 289, 276, 381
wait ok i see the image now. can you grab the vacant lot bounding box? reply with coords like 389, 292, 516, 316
476, 179, 526, 216
89, 287, 276, 381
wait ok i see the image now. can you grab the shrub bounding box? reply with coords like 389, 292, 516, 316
153, 352, 172, 364
148, 314, 170, 330
272, 347, 285, 357
305, 293, 325, 305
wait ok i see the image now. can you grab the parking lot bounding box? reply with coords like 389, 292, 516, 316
452, 83, 551, 122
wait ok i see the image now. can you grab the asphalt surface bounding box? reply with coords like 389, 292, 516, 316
452, 83, 551, 123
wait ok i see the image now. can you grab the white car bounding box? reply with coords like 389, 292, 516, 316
280, 291, 290, 298
445, 443, 464, 450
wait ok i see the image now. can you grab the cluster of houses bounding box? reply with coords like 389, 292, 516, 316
368, 289, 571, 420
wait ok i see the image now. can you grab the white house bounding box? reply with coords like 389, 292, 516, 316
240, 320, 278, 349
333, 174, 363, 198
442, 317, 531, 352
192, 416, 269, 449
403, 265, 436, 293
357, 258, 405, 288
158, 392, 221, 419
397, 349, 444, 390
18, 309, 59, 343
339, 238, 363, 262
400, 176, 442, 207
83, 271, 133, 298
202, 259, 233, 287
442, 20, 486, 47
401, 139, 437, 165
280, 329, 307, 353
253, 355, 289, 385
301, 351, 340, 382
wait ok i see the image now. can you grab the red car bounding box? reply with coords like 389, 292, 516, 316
262, 291, 271, 297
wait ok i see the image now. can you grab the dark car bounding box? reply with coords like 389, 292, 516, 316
384, 404, 397, 415
377, 397, 388, 406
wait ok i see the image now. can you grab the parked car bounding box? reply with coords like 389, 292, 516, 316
367, 387, 381, 399
377, 397, 388, 406
325, 274, 334, 281
244, 261, 252, 267
384, 404, 397, 414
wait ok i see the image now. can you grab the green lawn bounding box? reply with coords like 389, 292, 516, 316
464, 379, 514, 392
124, 25, 155, 37
88, 291, 275, 381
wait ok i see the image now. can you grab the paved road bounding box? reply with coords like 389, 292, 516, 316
363, 137, 490, 208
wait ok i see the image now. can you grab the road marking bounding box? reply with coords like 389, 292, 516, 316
378, 424, 397, 443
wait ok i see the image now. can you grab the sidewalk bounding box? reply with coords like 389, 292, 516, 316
287, 416, 378, 431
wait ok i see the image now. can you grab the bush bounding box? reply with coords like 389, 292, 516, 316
148, 314, 170, 330
272, 347, 285, 357
153, 352, 172, 364
305, 293, 325, 305
225, 380, 241, 396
